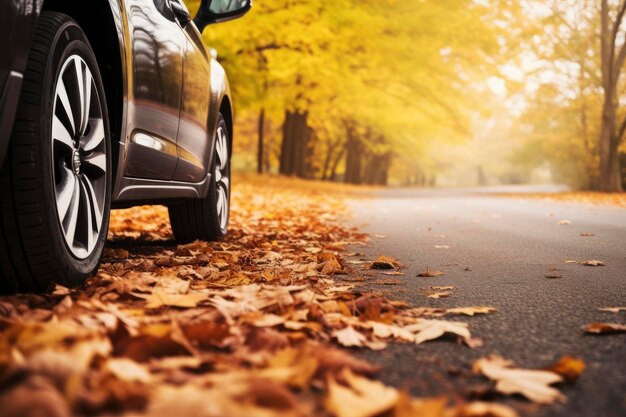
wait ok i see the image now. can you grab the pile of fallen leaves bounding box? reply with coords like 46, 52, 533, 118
0, 175, 589, 417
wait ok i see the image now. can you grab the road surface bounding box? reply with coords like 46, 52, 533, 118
347, 187, 626, 417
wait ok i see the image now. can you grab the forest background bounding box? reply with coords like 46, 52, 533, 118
185, 0, 626, 192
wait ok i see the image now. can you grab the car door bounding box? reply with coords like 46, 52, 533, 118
172, 2, 212, 183
123, 0, 187, 180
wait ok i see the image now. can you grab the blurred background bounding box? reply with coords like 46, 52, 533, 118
185, 0, 626, 191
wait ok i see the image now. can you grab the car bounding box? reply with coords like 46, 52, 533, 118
0, 0, 251, 293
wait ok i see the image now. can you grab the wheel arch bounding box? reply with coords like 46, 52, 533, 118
219, 94, 233, 156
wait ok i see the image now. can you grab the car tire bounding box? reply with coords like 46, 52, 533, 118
0, 12, 111, 293
169, 114, 231, 243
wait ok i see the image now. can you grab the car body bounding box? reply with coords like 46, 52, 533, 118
0, 0, 250, 293
1, 0, 239, 205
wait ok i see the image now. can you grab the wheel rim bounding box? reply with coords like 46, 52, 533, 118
51, 55, 107, 259
214, 125, 230, 231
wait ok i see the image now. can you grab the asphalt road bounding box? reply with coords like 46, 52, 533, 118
346, 187, 626, 417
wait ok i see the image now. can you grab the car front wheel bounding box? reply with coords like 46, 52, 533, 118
0, 12, 111, 293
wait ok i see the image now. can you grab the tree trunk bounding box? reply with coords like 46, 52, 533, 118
329, 144, 346, 182
279, 110, 313, 178
598, 0, 626, 192
257, 108, 265, 174
344, 126, 362, 184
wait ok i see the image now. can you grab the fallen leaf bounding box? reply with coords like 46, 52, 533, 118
132, 291, 207, 309
325, 369, 399, 417
417, 270, 445, 277
582, 322, 626, 334
544, 274, 562, 279
473, 355, 565, 404
428, 292, 450, 299
557, 219, 571, 225
580, 232, 595, 237
406, 319, 473, 345
579, 260, 605, 266
456, 401, 519, 417
545, 355, 585, 382
371, 255, 401, 270
434, 245, 450, 249
598, 307, 626, 313
446, 306, 496, 316
432, 286, 454, 291
333, 326, 367, 348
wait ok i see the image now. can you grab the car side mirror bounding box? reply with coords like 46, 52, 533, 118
193, 0, 252, 33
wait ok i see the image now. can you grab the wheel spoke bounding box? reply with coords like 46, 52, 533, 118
82, 118, 104, 152
216, 187, 224, 217
84, 152, 106, 172
56, 168, 76, 221
80, 179, 94, 251
217, 128, 228, 170
81, 66, 93, 135
82, 176, 103, 229
56, 77, 76, 136
73, 57, 87, 135
52, 114, 74, 150
221, 176, 230, 193
64, 180, 81, 247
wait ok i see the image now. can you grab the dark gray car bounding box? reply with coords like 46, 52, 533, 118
0, 0, 251, 293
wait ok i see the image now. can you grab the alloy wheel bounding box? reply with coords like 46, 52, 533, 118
51, 55, 107, 259
214, 125, 230, 230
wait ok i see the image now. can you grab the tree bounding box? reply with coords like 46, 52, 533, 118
599, 0, 626, 191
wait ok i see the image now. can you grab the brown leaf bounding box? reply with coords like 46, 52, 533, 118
428, 292, 450, 299
315, 347, 379, 378
579, 260, 605, 266
446, 306, 497, 316
545, 355, 585, 382
132, 291, 207, 309
333, 326, 367, 347
456, 401, 519, 417
325, 370, 399, 417
473, 355, 565, 404
598, 307, 626, 313
371, 255, 401, 270
417, 270, 445, 277
406, 319, 474, 346
582, 322, 626, 334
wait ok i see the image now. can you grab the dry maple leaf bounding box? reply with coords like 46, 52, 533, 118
417, 270, 445, 277
325, 369, 399, 417
333, 326, 367, 347
371, 256, 399, 270
405, 319, 473, 345
428, 292, 450, 299
446, 306, 497, 316
545, 355, 585, 382
132, 291, 207, 309
598, 307, 626, 313
582, 322, 626, 334
473, 355, 565, 404
579, 260, 605, 266
456, 401, 519, 417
